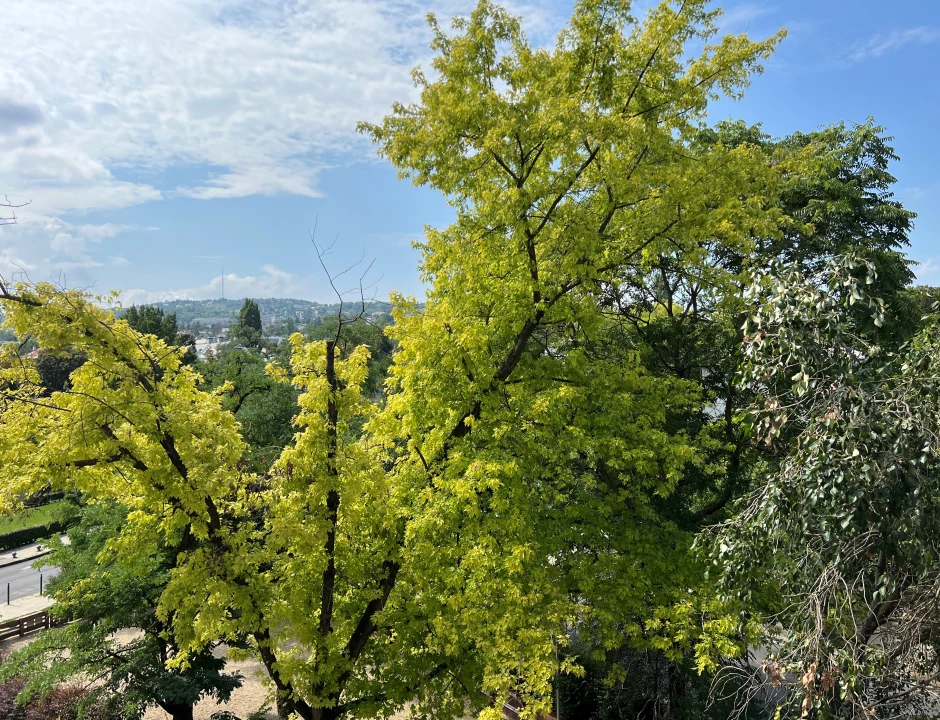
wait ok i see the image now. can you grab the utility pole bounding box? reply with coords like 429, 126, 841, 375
221, 262, 225, 300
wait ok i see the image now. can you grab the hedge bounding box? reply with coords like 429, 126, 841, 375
0, 521, 70, 553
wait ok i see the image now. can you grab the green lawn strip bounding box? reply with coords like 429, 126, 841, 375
0, 500, 72, 534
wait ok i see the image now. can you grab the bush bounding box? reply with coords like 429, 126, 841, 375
0, 652, 128, 720
0, 521, 69, 553
0, 672, 27, 720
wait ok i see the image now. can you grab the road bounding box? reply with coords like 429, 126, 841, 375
0, 559, 59, 603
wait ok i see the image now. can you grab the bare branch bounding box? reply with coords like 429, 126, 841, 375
0, 195, 30, 226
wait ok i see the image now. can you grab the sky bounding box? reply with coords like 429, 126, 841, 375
0, 0, 938, 303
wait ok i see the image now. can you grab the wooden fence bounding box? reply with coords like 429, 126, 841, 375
0, 611, 51, 641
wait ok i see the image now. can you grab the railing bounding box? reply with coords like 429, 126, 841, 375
0, 611, 51, 641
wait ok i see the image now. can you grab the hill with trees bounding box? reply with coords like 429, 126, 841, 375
146, 298, 395, 328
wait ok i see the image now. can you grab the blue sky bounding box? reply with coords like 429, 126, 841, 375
0, 0, 937, 303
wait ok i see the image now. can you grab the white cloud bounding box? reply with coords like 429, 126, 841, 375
178, 167, 326, 200
1, 0, 556, 212
0, 0, 557, 292
848, 26, 940, 63
120, 264, 314, 304
0, 218, 149, 285
43, 220, 139, 261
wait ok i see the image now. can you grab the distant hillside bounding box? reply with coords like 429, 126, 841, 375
146, 298, 395, 327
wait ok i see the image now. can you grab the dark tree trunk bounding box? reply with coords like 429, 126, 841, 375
310, 707, 343, 720
275, 695, 294, 719
162, 703, 195, 720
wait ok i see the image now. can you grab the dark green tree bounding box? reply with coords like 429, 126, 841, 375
231, 299, 263, 348
35, 349, 87, 394
712, 256, 940, 719
0, 502, 242, 720
123, 305, 196, 364
201, 347, 297, 470
572, 119, 922, 718
704, 118, 917, 346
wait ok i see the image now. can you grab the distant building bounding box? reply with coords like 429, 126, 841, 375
194, 338, 223, 359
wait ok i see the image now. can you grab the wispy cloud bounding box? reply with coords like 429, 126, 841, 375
915, 258, 940, 282
1, 0, 556, 217
719, 3, 778, 33
848, 26, 940, 63
0, 218, 150, 283
900, 182, 940, 204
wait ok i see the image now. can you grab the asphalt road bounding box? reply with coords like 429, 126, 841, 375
0, 559, 59, 603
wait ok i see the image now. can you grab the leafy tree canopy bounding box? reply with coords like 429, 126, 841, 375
0, 1, 832, 719
0, 501, 242, 720
711, 256, 940, 718
35, 348, 87, 394
232, 299, 264, 348
124, 304, 197, 364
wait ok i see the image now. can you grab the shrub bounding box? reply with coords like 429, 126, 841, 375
0, 652, 128, 720
0, 673, 27, 720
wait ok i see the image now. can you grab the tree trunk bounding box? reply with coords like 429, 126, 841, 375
162, 703, 195, 720
275, 695, 294, 719
308, 704, 343, 720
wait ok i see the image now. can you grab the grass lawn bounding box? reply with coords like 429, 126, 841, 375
0, 500, 71, 534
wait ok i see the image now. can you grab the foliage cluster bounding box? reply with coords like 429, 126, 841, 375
0, 651, 128, 720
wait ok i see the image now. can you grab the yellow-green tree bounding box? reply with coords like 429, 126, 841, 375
0, 2, 785, 718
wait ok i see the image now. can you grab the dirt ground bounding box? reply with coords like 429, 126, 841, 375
141, 658, 278, 720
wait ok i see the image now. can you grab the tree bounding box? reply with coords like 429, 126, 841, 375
573, 117, 921, 716
201, 347, 297, 470
0, 2, 785, 719
124, 305, 197, 364
710, 256, 940, 718
306, 316, 394, 401
707, 119, 917, 347
0, 502, 242, 720
612, 118, 919, 522
232, 299, 263, 348
0, 653, 126, 720
35, 348, 87, 394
